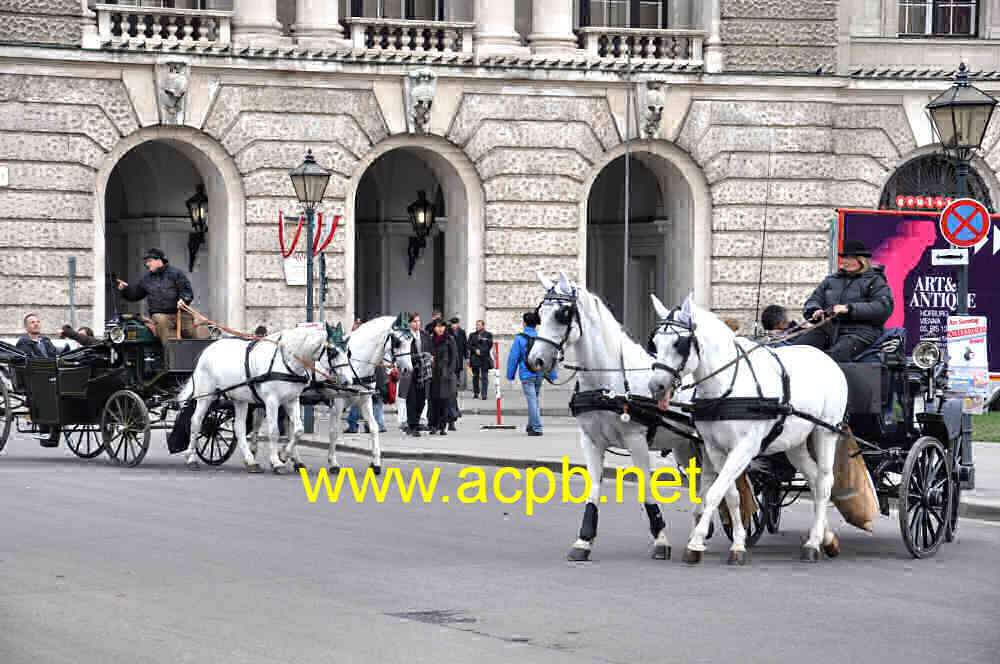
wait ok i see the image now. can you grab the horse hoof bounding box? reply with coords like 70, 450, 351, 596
823, 534, 840, 558
728, 550, 747, 566
186, 460, 200, 471
652, 544, 671, 560
328, 466, 340, 475
246, 463, 263, 474
682, 548, 703, 565
293, 462, 307, 472
369, 463, 382, 476
272, 465, 289, 475
278, 450, 289, 463
566, 547, 591, 562
800, 547, 820, 563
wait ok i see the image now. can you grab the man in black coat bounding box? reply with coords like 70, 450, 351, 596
466, 319, 493, 400
397, 313, 433, 437
116, 248, 207, 346
794, 239, 894, 362
16, 313, 66, 445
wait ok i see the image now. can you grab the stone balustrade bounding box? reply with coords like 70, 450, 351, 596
577, 27, 704, 63
94, 4, 232, 46
343, 17, 474, 54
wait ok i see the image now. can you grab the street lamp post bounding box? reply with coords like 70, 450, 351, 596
926, 62, 998, 315
288, 150, 331, 433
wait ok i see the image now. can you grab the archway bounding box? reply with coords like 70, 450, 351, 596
879, 152, 997, 211
94, 127, 245, 333
580, 141, 711, 335
346, 136, 483, 325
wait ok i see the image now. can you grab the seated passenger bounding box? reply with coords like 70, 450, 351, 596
60, 325, 101, 348
794, 240, 894, 362
15, 313, 66, 445
761, 304, 799, 333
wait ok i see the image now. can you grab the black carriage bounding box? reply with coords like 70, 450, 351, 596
717, 331, 973, 559
0, 314, 237, 467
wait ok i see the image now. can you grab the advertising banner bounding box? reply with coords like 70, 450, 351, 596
838, 209, 1000, 386
946, 315, 990, 414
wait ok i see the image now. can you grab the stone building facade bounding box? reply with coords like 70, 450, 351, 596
1, 0, 999, 341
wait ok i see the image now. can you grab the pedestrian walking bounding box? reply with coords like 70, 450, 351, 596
447, 316, 466, 428
397, 313, 432, 437
506, 311, 556, 436
467, 319, 493, 400
428, 318, 459, 436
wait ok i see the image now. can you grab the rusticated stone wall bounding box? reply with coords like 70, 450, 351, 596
445, 93, 621, 334
0, 0, 83, 46
201, 84, 389, 331
0, 74, 140, 336
677, 98, 916, 331
720, 0, 839, 73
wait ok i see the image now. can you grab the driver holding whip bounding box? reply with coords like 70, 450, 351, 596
115, 248, 208, 346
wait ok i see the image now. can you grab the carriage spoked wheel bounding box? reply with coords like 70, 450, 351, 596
763, 484, 782, 534
0, 376, 12, 453
195, 401, 237, 466
899, 436, 953, 558
63, 424, 105, 459
102, 390, 151, 467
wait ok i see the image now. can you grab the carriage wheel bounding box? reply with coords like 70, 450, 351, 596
102, 390, 151, 467
899, 436, 952, 559
0, 377, 12, 452
63, 424, 104, 459
764, 485, 782, 534
195, 402, 237, 466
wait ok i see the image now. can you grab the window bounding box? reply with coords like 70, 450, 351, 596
899, 1, 977, 36
353, 0, 444, 20
584, 0, 665, 28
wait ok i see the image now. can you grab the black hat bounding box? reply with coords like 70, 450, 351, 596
838, 240, 871, 258
449, 317, 460, 324
143, 247, 167, 261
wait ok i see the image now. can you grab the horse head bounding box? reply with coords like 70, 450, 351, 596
526, 270, 581, 374
647, 293, 702, 408
388, 313, 415, 376
321, 321, 354, 385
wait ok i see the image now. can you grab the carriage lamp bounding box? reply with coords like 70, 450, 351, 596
912, 339, 942, 370
406, 190, 435, 276
926, 63, 998, 315
185, 184, 209, 272
107, 325, 125, 345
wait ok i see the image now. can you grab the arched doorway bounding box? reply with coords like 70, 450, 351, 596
879, 153, 995, 210
347, 138, 483, 325
95, 128, 245, 333
584, 149, 699, 336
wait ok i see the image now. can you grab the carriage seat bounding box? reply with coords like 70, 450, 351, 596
851, 328, 906, 364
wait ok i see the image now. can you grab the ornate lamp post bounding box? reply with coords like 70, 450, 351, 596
288, 149, 332, 322
926, 63, 998, 314
406, 189, 435, 276
185, 184, 208, 272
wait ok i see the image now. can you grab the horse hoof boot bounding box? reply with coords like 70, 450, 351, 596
800, 546, 820, 563
293, 462, 307, 472
652, 544, 671, 560
727, 550, 747, 566
328, 466, 341, 475
822, 534, 840, 558
682, 548, 703, 565
567, 547, 591, 562
369, 463, 382, 476
246, 463, 263, 474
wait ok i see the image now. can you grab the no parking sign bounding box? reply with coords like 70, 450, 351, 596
939, 198, 991, 248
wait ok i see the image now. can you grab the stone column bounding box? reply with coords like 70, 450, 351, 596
295, 0, 349, 48
231, 0, 284, 47
986, 0, 1000, 38
475, 0, 529, 56
528, 0, 577, 55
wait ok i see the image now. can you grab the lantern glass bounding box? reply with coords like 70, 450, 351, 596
408, 190, 434, 237
927, 64, 998, 151
185, 184, 208, 232
288, 150, 331, 208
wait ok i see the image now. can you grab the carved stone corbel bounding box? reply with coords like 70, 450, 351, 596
638, 80, 666, 139
156, 58, 191, 125
404, 68, 437, 134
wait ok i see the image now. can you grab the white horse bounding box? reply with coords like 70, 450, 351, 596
524, 271, 696, 562
177, 324, 351, 473
300, 315, 414, 475
647, 294, 848, 564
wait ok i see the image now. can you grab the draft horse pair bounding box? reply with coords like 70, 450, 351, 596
526, 272, 846, 565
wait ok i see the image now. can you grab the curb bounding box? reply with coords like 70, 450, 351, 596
299, 436, 1000, 522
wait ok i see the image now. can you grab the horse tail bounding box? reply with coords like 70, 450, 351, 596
176, 377, 195, 405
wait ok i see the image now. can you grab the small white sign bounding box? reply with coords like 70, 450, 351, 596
946, 315, 990, 414
282, 255, 306, 286
0, 165, 8, 187
931, 248, 968, 266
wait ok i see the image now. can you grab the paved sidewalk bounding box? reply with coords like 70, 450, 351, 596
300, 412, 1000, 522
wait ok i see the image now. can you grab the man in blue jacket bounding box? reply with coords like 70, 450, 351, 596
506, 311, 556, 436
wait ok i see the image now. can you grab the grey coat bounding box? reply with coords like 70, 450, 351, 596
428, 333, 459, 401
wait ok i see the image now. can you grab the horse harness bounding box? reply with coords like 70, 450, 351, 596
569, 388, 700, 445
530, 286, 583, 362
242, 335, 315, 404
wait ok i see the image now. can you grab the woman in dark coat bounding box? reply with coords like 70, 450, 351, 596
794, 239, 894, 362
427, 319, 459, 436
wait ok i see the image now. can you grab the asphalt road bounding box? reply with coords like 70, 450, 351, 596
2, 431, 998, 664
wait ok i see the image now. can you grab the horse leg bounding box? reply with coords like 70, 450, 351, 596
683, 441, 755, 564
568, 431, 604, 562
691, 442, 717, 539
182, 398, 212, 469
264, 399, 285, 473
249, 406, 262, 457
360, 395, 381, 475
284, 400, 307, 472
626, 434, 670, 560
327, 398, 343, 473
787, 432, 836, 562
231, 401, 260, 472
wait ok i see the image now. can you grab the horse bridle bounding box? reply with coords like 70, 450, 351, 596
328, 326, 414, 384
648, 310, 700, 391
531, 287, 582, 359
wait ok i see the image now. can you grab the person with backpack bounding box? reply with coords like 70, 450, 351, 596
506, 311, 556, 436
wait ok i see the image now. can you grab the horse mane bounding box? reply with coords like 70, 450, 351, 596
348, 315, 396, 374
570, 285, 655, 392
277, 326, 326, 369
